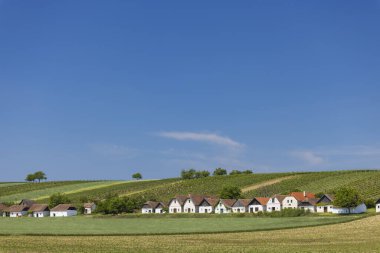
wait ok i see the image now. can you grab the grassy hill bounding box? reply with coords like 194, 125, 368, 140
1, 170, 380, 205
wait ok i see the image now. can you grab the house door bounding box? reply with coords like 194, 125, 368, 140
324, 207, 328, 213
249, 208, 253, 213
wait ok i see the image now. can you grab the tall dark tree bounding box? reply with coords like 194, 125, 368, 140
25, 174, 36, 182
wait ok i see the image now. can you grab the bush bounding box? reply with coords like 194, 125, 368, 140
364, 198, 375, 208
229, 170, 242, 175
181, 169, 196, 179
220, 186, 242, 199
49, 193, 71, 208
96, 196, 145, 215
213, 168, 227, 176
194, 170, 210, 178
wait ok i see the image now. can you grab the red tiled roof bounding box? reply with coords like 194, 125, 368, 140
290, 192, 315, 201
29, 204, 49, 212
233, 199, 252, 207
220, 199, 237, 208
255, 197, 270, 205
51, 204, 76, 212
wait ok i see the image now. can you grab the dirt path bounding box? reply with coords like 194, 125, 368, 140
241, 175, 299, 192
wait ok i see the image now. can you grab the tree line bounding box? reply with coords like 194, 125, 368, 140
180, 168, 253, 180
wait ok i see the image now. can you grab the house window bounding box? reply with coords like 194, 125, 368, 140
188, 200, 191, 203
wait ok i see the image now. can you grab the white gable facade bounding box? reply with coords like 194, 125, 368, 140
199, 200, 213, 213
183, 199, 197, 213
282, 196, 298, 209
232, 206, 246, 213
266, 197, 282, 212
316, 205, 333, 213
214, 201, 232, 214
168, 199, 183, 213
142, 207, 154, 213
376, 201, 380, 213
10, 211, 27, 217
248, 202, 266, 213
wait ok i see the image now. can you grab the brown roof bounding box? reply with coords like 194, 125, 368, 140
169, 195, 188, 206
290, 192, 316, 201
19, 199, 36, 207
271, 194, 287, 202
220, 199, 236, 208
8, 205, 29, 212
84, 203, 96, 208
144, 201, 160, 209
254, 197, 270, 205
0, 203, 8, 211
299, 198, 319, 206
186, 194, 206, 206
29, 204, 49, 212
233, 199, 252, 207
201, 197, 220, 207
51, 204, 76, 212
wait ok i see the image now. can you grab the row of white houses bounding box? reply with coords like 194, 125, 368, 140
0, 199, 97, 218
142, 192, 371, 214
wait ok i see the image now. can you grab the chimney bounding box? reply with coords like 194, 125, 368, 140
303, 191, 306, 197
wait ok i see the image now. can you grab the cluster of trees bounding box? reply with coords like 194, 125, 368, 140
25, 171, 47, 183
181, 169, 210, 179
219, 186, 242, 199
96, 194, 144, 214
181, 168, 253, 179
49, 193, 71, 208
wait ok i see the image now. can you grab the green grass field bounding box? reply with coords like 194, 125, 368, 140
0, 215, 358, 235
0, 215, 379, 252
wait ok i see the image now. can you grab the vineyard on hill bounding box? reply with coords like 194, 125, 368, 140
1, 170, 380, 205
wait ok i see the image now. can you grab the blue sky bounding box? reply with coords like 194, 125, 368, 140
1, 1, 380, 181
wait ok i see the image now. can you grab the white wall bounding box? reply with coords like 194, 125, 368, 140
376, 204, 380, 213
266, 198, 281, 212
248, 205, 265, 213
215, 203, 231, 214
199, 206, 213, 213
232, 207, 246, 213
183, 199, 197, 213
332, 204, 367, 214
282, 196, 298, 209
50, 210, 77, 217
168, 200, 182, 213
316, 205, 333, 213
10, 211, 27, 217
155, 208, 165, 214
142, 208, 154, 214
33, 211, 50, 217
299, 205, 316, 213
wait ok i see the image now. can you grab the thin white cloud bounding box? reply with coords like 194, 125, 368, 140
157, 131, 243, 148
290, 150, 325, 165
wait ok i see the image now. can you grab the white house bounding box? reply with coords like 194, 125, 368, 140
8, 205, 29, 217
283, 192, 316, 210
84, 203, 96, 215
199, 197, 219, 213
232, 199, 251, 213
214, 199, 236, 214
298, 198, 318, 213
376, 199, 380, 213
331, 203, 367, 214
266, 195, 286, 212
29, 204, 50, 217
316, 194, 335, 213
142, 201, 166, 214
183, 195, 205, 213
248, 197, 269, 213
168, 195, 188, 213
50, 204, 77, 217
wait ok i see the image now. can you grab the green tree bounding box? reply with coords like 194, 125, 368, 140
194, 170, 210, 178
213, 168, 227, 176
220, 186, 242, 199
242, 170, 253, 174
49, 193, 71, 208
25, 174, 36, 182
181, 169, 196, 179
33, 171, 47, 182
229, 170, 242, 175
333, 187, 363, 214
132, 173, 142, 180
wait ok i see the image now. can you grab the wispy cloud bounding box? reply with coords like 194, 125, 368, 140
290, 150, 325, 165
157, 131, 243, 148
